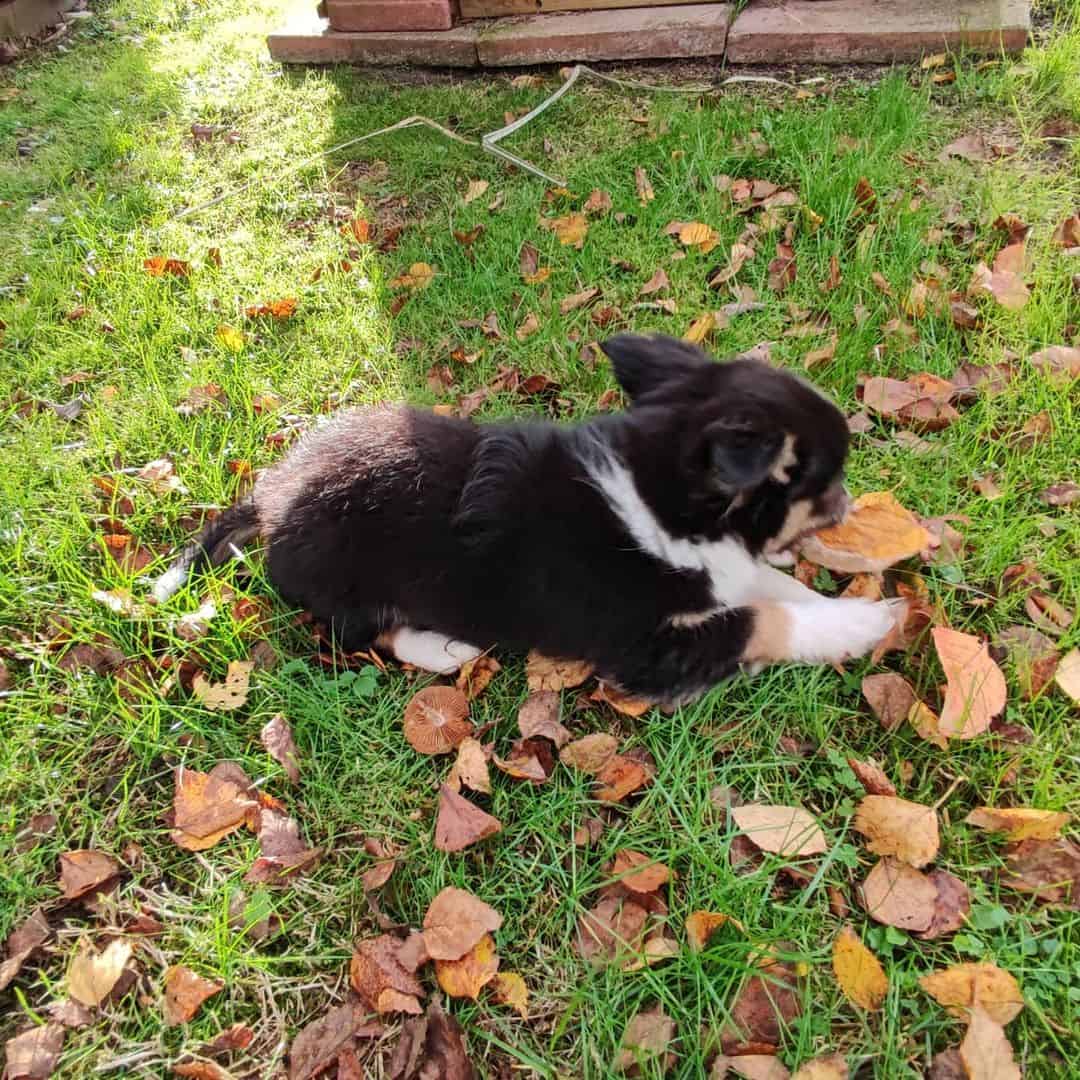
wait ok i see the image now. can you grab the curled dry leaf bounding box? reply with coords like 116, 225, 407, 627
59, 850, 119, 901
803, 333, 837, 371
862, 673, 918, 732
560, 732, 618, 774
731, 804, 827, 858
260, 714, 301, 784
846, 758, 896, 797
933, 627, 1007, 738
634, 166, 655, 203
462, 179, 489, 204
493, 736, 554, 783
1041, 481, 1080, 507
1029, 345, 1080, 381
403, 686, 471, 755
288, 1001, 383, 1080
860, 374, 959, 431
162, 965, 224, 1026
68, 938, 133, 1007
170, 764, 258, 851
455, 655, 500, 700
434, 784, 502, 853
964, 807, 1070, 841
832, 925, 888, 1011
447, 736, 491, 794
919, 962, 1023, 1024
800, 491, 931, 574
390, 263, 436, 291
525, 651, 593, 692
853, 795, 939, 868
1003, 838, 1080, 905
0, 909, 49, 992
517, 691, 571, 747
967, 261, 1029, 310
790, 1055, 848, 1080
490, 971, 528, 1018
515, 312, 540, 341
244, 808, 321, 886
917, 868, 971, 940
192, 660, 254, 712
583, 188, 613, 215
767, 242, 797, 292
639, 268, 670, 297
859, 858, 936, 932
435, 933, 499, 999
350, 935, 424, 1014
686, 911, 742, 952
422, 886, 502, 961
144, 256, 190, 277
3, 1024, 65, 1080
679, 222, 720, 254
591, 682, 653, 717
244, 298, 297, 319
722, 956, 802, 1055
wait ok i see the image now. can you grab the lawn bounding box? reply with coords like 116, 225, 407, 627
1, 0, 1079, 1076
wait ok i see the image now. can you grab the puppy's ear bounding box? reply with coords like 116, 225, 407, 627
600, 334, 709, 401
702, 418, 784, 492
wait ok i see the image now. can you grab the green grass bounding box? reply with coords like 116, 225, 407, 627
2, 1, 1079, 1076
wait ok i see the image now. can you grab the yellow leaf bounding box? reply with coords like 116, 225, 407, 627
463, 179, 489, 204
68, 939, 133, 1006
192, 660, 254, 712
391, 262, 436, 291
525, 651, 593, 692
490, 971, 528, 1017
683, 312, 716, 345
678, 222, 720, 253
853, 795, 939, 868
832, 925, 888, 1010
1056, 648, 1080, 706
548, 212, 589, 248
215, 324, 245, 352
435, 933, 499, 999
964, 807, 1070, 841
686, 911, 744, 952
919, 962, 1024, 1024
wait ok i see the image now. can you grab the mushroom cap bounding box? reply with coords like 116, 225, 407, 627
403, 686, 472, 755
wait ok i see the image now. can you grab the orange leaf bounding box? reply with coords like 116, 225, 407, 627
435, 933, 499, 999
964, 807, 1070, 841
162, 965, 223, 1026
933, 628, 1007, 738
853, 796, 939, 868
144, 256, 190, 277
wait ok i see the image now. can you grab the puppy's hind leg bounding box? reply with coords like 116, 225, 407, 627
379, 627, 482, 675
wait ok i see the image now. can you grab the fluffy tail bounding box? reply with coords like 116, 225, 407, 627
152, 498, 261, 604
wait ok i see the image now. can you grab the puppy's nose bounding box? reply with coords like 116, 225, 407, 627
822, 482, 851, 524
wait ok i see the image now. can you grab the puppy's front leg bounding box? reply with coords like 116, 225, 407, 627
748, 561, 821, 605
742, 597, 899, 667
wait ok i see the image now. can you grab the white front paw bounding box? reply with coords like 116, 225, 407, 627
787, 598, 900, 665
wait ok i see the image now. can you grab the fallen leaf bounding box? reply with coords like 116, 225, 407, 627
1030, 346, 1080, 385
800, 491, 931, 573
244, 298, 297, 319
803, 333, 838, 370
434, 784, 502, 853
909, 700, 948, 749
860, 373, 959, 431
940, 133, 994, 163
790, 1055, 848, 1080
162, 966, 224, 1026
59, 850, 119, 901
591, 682, 653, 718
610, 850, 670, 895
731, 804, 827, 857
684, 312, 717, 345
350, 936, 424, 1014
214, 324, 245, 352
423, 887, 502, 961
723, 957, 802, 1055
933, 628, 1006, 738
965, 807, 1069, 841
686, 911, 742, 952
3, 1024, 65, 1080
583, 188, 613, 215
919, 962, 1023, 1024
525, 651, 593, 691
1041, 482, 1080, 507
0, 909, 49, 992
192, 660, 254, 712
859, 858, 936, 932
960, 1006, 1021, 1080
560, 286, 600, 315
260, 714, 301, 783
517, 691, 571, 747
289, 1001, 382, 1080
454, 655, 500, 700
767, 242, 797, 292
560, 732, 618, 774
462, 179, 489, 204
435, 933, 499, 1000
634, 167, 655, 203
853, 796, 939, 868
862, 674, 918, 731
613, 1004, 675, 1075
1003, 837, 1080, 904
708, 242, 756, 287
447, 737, 491, 795
721, 1056, 791, 1079
832, 925, 888, 1010
1056, 648, 1080, 706
144, 256, 190, 277
67, 938, 133, 1007
542, 212, 588, 248
595, 755, 650, 802
243, 808, 320, 886
403, 686, 471, 755
490, 971, 528, 1018
639, 269, 669, 297
679, 222, 720, 254
515, 312, 540, 341
1052, 212, 1080, 248
170, 763, 259, 851
385, 999, 475, 1080
967, 261, 1029, 310
846, 758, 896, 797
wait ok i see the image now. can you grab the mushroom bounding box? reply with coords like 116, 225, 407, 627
403, 686, 472, 755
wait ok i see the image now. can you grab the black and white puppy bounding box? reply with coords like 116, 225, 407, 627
155, 334, 898, 704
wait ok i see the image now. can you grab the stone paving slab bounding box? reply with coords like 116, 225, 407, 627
727, 0, 1030, 64
268, 9, 480, 65
476, 4, 732, 66
326, 0, 454, 33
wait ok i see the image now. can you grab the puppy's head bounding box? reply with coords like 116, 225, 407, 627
600, 334, 850, 554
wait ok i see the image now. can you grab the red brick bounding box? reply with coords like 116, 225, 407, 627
727, 0, 1030, 64
267, 10, 479, 66
326, 0, 454, 33
476, 5, 732, 66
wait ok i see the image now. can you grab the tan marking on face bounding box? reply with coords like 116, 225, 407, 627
769, 433, 799, 485
741, 602, 793, 664
765, 496, 839, 554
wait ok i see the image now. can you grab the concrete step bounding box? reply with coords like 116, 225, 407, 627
727, 0, 1030, 64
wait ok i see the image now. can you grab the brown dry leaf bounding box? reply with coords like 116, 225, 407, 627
679, 222, 720, 254
919, 962, 1023, 1024
423, 886, 502, 961
800, 491, 930, 574
862, 673, 918, 731
767, 242, 797, 292
515, 312, 540, 341
560, 732, 618, 774
731, 804, 827, 857
162, 966, 224, 1026
542, 212, 588, 248
1056, 648, 1080, 706
1029, 344, 1080, 381
853, 795, 939, 868
385, 998, 475, 1080
708, 242, 756, 288
435, 933, 499, 1000
403, 686, 471, 755
350, 935, 424, 1014
639, 269, 670, 297
790, 1056, 848, 1080
909, 700, 948, 750
288, 1001, 382, 1080
933, 627, 1007, 738
860, 374, 959, 431
583, 188, 613, 215
447, 737, 491, 794
361, 839, 397, 892
720, 1056, 791, 1080
803, 333, 838, 370
490, 971, 528, 1018
613, 1004, 675, 1075
144, 256, 190, 278
517, 691, 571, 747
964, 807, 1070, 841
560, 286, 600, 315
260, 714, 300, 784
610, 850, 670, 895
526, 651, 593, 692
723, 957, 802, 1055
0, 909, 50, 992
170, 764, 259, 851
634, 166, 655, 203
434, 784, 502, 853
959, 1006, 1021, 1080
59, 850, 119, 901
832, 925, 888, 1010
595, 755, 650, 803
1041, 482, 1080, 507
3, 1024, 65, 1080
846, 759, 896, 797
68, 938, 133, 1007
967, 261, 1029, 310
454, 655, 500, 700
940, 133, 995, 162
462, 179, 489, 204
859, 858, 936, 932
1052, 211, 1080, 248
1003, 838, 1080, 904
686, 911, 742, 952
576, 896, 648, 966
192, 660, 253, 712
591, 682, 653, 718
244, 808, 321, 886
244, 298, 297, 320
390, 263, 436, 292
917, 868, 971, 940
